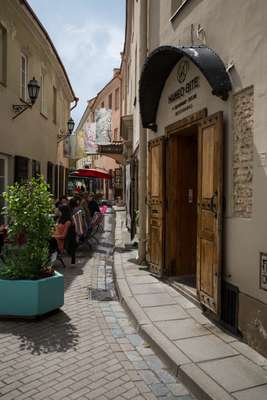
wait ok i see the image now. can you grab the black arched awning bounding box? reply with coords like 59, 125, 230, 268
139, 46, 232, 131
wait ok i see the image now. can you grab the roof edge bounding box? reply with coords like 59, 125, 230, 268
20, 0, 76, 101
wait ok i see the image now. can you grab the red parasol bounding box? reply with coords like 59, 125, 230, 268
71, 168, 112, 180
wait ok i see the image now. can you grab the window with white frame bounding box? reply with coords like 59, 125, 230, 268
108, 93, 112, 110
115, 88, 119, 110
20, 54, 28, 100
60, 97, 64, 131
0, 24, 7, 86
40, 72, 47, 115
53, 86, 57, 124
171, 0, 191, 19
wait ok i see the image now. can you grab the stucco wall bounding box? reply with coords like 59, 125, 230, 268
0, 0, 72, 182
146, 0, 267, 309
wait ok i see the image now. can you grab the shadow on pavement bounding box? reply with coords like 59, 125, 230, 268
0, 310, 79, 355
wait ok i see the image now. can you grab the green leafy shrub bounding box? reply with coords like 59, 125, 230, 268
0, 176, 55, 280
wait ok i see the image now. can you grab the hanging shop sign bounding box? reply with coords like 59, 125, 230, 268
98, 143, 123, 155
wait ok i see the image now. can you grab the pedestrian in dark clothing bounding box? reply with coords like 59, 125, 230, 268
88, 194, 100, 217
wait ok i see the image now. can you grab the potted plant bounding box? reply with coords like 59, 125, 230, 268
0, 176, 64, 317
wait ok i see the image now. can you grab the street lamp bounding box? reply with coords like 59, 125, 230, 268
67, 117, 75, 134
57, 117, 75, 143
12, 77, 40, 119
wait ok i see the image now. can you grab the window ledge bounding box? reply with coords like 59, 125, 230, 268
169, 0, 191, 22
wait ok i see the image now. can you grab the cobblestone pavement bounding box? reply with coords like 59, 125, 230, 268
0, 212, 194, 400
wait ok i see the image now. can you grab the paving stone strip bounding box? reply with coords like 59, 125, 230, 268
0, 211, 194, 400
113, 208, 267, 400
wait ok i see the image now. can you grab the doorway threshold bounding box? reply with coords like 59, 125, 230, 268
167, 275, 200, 307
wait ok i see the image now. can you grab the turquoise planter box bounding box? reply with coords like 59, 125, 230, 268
0, 271, 64, 317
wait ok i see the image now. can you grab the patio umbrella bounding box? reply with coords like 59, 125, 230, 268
70, 168, 112, 180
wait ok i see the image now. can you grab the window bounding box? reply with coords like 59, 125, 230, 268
47, 162, 54, 193
101, 101, 104, 108
114, 128, 118, 141
32, 160, 41, 178
0, 24, 7, 86
14, 156, 28, 183
40, 73, 47, 115
108, 93, 112, 110
20, 54, 28, 100
115, 88, 119, 110
171, 0, 190, 19
53, 86, 57, 123
54, 165, 59, 197
127, 63, 130, 94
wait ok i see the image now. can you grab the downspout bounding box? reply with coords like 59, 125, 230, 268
138, 0, 147, 264
71, 97, 79, 111
66, 97, 79, 172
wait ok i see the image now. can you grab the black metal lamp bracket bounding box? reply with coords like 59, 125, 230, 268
57, 132, 69, 143
12, 99, 32, 120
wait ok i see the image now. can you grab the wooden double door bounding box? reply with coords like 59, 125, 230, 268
148, 112, 223, 315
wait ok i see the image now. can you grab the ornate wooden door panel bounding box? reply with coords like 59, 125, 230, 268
197, 112, 223, 315
148, 137, 165, 276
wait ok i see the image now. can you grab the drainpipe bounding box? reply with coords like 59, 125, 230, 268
71, 97, 79, 111
138, 0, 147, 264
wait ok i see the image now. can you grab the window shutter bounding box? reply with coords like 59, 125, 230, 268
54, 165, 59, 197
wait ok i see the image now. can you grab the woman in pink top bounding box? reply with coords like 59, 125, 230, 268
53, 206, 72, 253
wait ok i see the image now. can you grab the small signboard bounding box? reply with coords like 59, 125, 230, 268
98, 144, 123, 155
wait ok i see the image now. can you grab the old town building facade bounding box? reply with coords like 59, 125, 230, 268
0, 0, 76, 219
74, 69, 123, 200
121, 0, 267, 356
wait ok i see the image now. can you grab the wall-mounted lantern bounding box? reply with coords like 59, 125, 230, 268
12, 77, 40, 119
57, 117, 75, 143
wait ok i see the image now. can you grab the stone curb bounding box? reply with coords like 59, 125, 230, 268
113, 260, 235, 400
112, 209, 237, 400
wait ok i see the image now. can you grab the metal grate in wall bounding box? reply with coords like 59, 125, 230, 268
221, 281, 239, 334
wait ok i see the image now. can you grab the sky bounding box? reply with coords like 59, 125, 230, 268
27, 0, 125, 126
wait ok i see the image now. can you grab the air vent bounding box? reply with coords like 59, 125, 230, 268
221, 281, 239, 334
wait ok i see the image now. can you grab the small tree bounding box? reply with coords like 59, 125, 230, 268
0, 176, 55, 280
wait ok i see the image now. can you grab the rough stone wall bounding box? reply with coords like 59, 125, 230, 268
233, 86, 254, 217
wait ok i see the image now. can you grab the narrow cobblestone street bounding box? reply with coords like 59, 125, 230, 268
0, 212, 194, 400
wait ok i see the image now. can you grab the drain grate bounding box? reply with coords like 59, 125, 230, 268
88, 287, 114, 301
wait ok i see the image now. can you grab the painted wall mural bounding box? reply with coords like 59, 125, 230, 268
96, 108, 112, 144
73, 108, 112, 159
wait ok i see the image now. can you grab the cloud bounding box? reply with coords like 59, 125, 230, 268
55, 22, 124, 123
